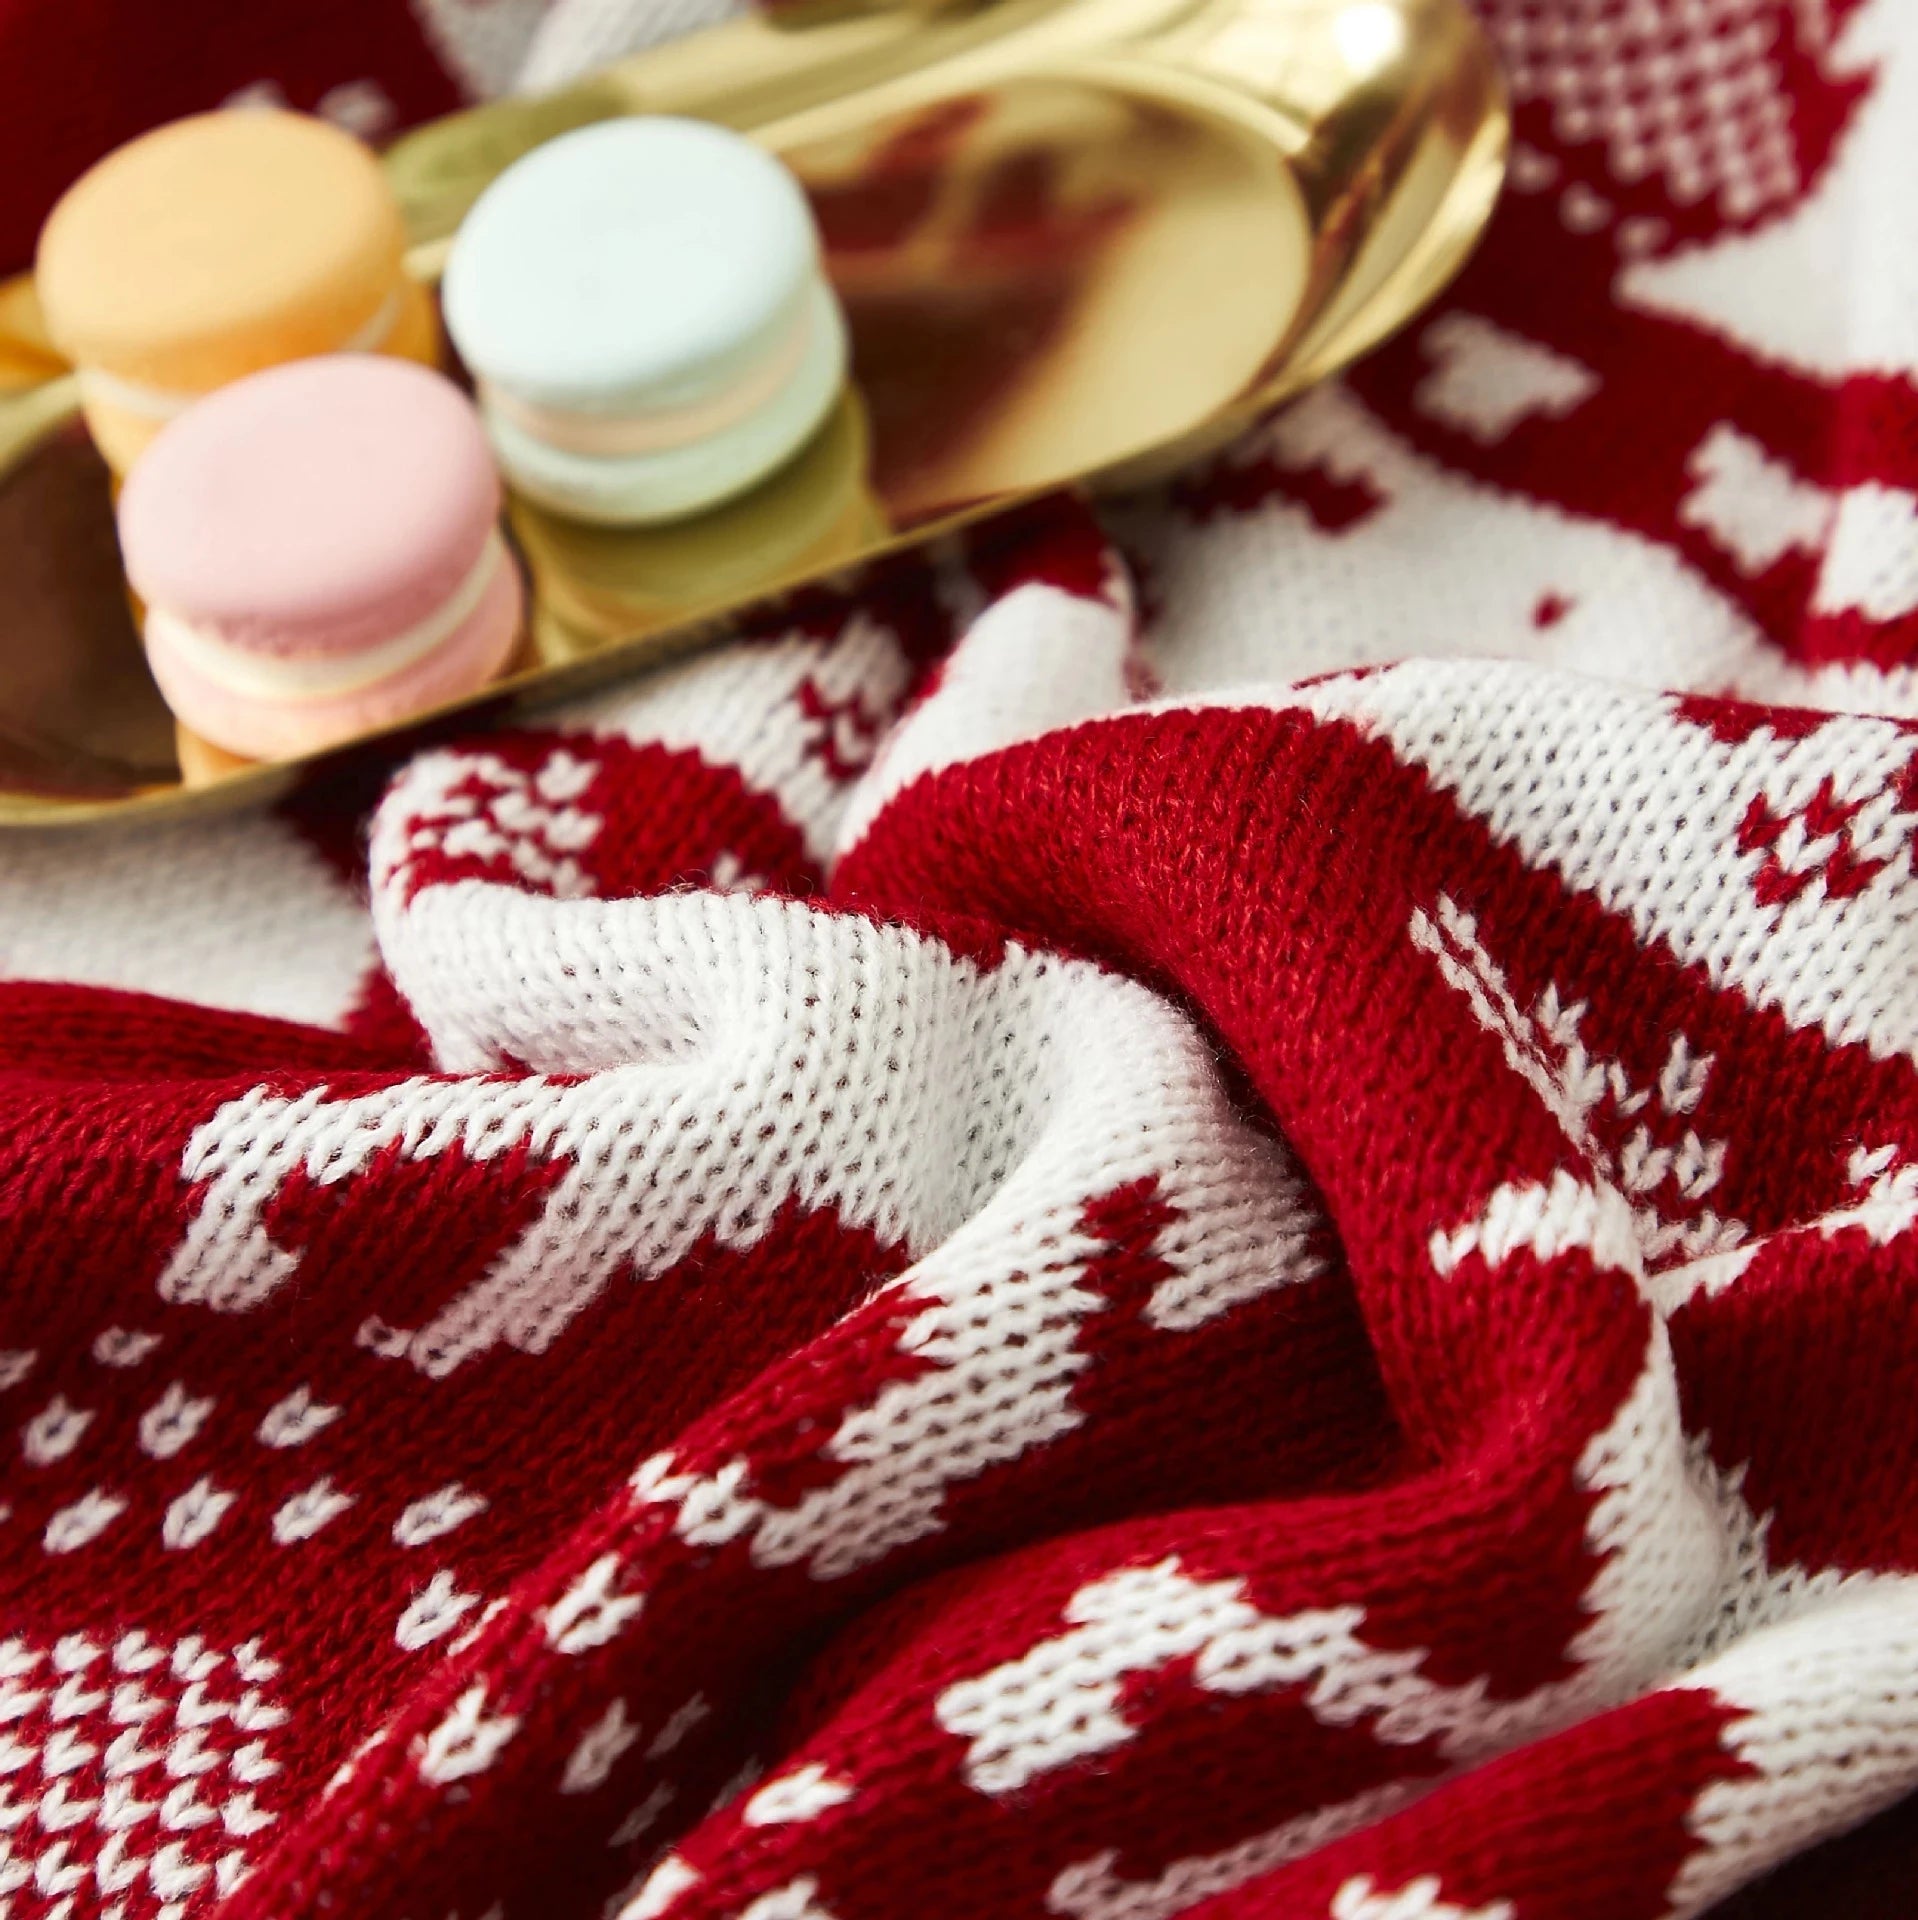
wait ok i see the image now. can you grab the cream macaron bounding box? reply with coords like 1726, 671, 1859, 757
118, 356, 521, 762
38, 108, 438, 476
444, 117, 848, 527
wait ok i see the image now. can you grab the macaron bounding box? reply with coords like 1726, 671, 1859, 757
38, 108, 438, 475
444, 117, 848, 527
512, 387, 877, 658
118, 356, 522, 762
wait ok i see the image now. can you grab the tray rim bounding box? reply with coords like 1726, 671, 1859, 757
0, 0, 1508, 831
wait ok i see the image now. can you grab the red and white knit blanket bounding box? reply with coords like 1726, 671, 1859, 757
4, 3, 1918, 1918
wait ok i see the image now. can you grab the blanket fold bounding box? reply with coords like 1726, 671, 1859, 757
4, 1, 1918, 1915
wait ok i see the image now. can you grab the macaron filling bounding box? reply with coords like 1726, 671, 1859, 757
479, 280, 847, 526
478, 298, 817, 459
145, 530, 511, 703
76, 283, 409, 423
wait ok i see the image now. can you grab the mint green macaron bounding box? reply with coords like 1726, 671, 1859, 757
444, 117, 848, 527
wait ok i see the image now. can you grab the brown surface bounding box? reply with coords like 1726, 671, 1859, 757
0, 417, 177, 796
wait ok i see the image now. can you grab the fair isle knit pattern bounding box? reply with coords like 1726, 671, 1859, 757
4, 1, 1918, 1917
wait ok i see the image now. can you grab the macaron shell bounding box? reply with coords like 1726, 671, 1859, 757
510, 386, 872, 637
38, 110, 407, 394
119, 356, 499, 658
146, 551, 523, 761
80, 278, 441, 477
444, 117, 820, 416
488, 279, 847, 525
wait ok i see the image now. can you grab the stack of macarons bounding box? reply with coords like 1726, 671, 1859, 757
118, 356, 523, 764
33, 101, 853, 768
37, 109, 439, 477
443, 117, 848, 528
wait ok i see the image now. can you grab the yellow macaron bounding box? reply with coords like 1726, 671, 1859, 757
37, 108, 437, 475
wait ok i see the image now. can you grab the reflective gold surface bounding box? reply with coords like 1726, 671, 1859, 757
0, 423, 178, 801
0, 0, 1505, 826
0, 275, 63, 392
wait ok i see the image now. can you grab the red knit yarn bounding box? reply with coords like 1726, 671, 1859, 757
5, 3, 1918, 1918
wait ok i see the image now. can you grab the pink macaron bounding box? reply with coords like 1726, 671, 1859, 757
119, 355, 522, 761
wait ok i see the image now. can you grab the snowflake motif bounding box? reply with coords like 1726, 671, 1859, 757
795, 677, 892, 783
397, 1572, 480, 1652
417, 1684, 520, 1787
1481, 0, 1801, 222
1412, 894, 1742, 1268
0, 1633, 288, 1920
91, 1329, 161, 1370
376, 746, 604, 904
1735, 752, 1918, 910
560, 1698, 640, 1795
255, 1386, 341, 1450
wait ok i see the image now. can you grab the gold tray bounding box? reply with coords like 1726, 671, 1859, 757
0, 0, 1505, 827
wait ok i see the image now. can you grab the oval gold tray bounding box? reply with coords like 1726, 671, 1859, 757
0, 0, 1505, 827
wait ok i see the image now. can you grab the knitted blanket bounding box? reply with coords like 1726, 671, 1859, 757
3, 3, 1918, 1919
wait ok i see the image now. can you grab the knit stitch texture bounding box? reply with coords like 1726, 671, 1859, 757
4, 2, 1918, 1918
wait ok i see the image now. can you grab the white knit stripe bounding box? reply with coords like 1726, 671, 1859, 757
834, 582, 1134, 859
410, 0, 551, 96
629, 1079, 1319, 1583
1124, 384, 1918, 715
583, 902, 1324, 1583
1427, 1171, 1640, 1281
516, 0, 741, 90
1343, 665, 1918, 1063
989, 1330, 1715, 1920
1664, 1578, 1918, 1916
1565, 1322, 1727, 1677
1674, 1436, 1903, 1674
167, 890, 1319, 1393
0, 813, 374, 1028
